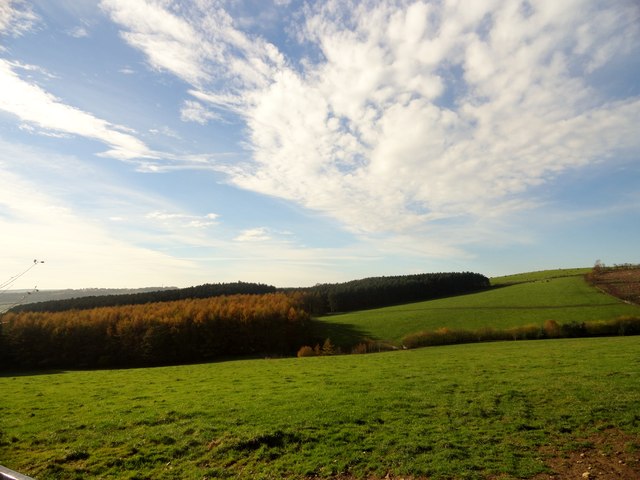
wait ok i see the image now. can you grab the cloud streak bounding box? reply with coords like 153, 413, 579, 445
0, 0, 38, 38
235, 227, 271, 242
0, 58, 156, 160
180, 100, 221, 124
146, 211, 219, 229
100, 0, 285, 89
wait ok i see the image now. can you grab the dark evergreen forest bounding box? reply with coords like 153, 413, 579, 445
296, 272, 490, 314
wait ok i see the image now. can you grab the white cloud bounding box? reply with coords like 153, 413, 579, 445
101, 0, 285, 89
146, 211, 219, 228
67, 25, 89, 38
149, 125, 181, 139
0, 58, 156, 160
19, 122, 70, 138
101, 0, 210, 85
235, 227, 271, 242
105, 0, 640, 248
233, 0, 640, 235
0, 0, 38, 37
5, 60, 57, 78
180, 100, 221, 124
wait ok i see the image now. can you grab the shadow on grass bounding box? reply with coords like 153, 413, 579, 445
308, 319, 373, 350
0, 369, 67, 377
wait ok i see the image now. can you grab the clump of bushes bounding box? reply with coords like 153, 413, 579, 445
297, 338, 338, 357
296, 346, 316, 358
585, 316, 640, 336
349, 338, 397, 354
402, 316, 640, 350
543, 319, 562, 338
297, 337, 398, 357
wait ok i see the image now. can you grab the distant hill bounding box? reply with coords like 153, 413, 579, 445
6, 273, 489, 315
0, 287, 175, 313
7, 282, 276, 313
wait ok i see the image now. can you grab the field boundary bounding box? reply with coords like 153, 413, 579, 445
401, 316, 640, 349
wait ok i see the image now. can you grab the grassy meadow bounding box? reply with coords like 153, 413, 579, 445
2, 337, 640, 479
490, 268, 592, 285
316, 269, 640, 345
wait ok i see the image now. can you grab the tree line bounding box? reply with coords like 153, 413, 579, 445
9, 281, 276, 313
0, 271, 491, 370
294, 272, 490, 314
0, 293, 310, 369
9, 273, 489, 317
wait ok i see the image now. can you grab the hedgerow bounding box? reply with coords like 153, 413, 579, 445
401, 316, 640, 349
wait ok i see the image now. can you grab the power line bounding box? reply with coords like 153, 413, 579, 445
0, 259, 44, 292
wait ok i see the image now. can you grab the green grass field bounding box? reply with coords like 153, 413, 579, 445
316, 270, 640, 345
2, 337, 639, 479
490, 268, 591, 285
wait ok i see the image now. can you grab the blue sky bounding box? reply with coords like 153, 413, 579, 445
1, 0, 639, 289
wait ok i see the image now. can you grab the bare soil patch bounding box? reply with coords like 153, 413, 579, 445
532, 428, 640, 480
588, 266, 640, 305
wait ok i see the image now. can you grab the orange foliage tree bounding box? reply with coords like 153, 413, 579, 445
0, 293, 312, 369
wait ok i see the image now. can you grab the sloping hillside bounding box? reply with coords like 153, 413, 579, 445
316, 269, 640, 345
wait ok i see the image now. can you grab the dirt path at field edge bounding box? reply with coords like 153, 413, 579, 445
530, 427, 640, 480
324, 428, 639, 480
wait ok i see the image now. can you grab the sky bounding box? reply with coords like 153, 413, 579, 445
0, 0, 639, 290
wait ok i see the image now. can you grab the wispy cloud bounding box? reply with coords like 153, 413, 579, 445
180, 100, 221, 124
149, 125, 181, 139
5, 59, 57, 79
100, 0, 214, 85
146, 211, 219, 229
67, 25, 89, 38
235, 227, 271, 242
0, 58, 156, 160
19, 122, 70, 138
0, 0, 38, 38
100, 0, 285, 89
